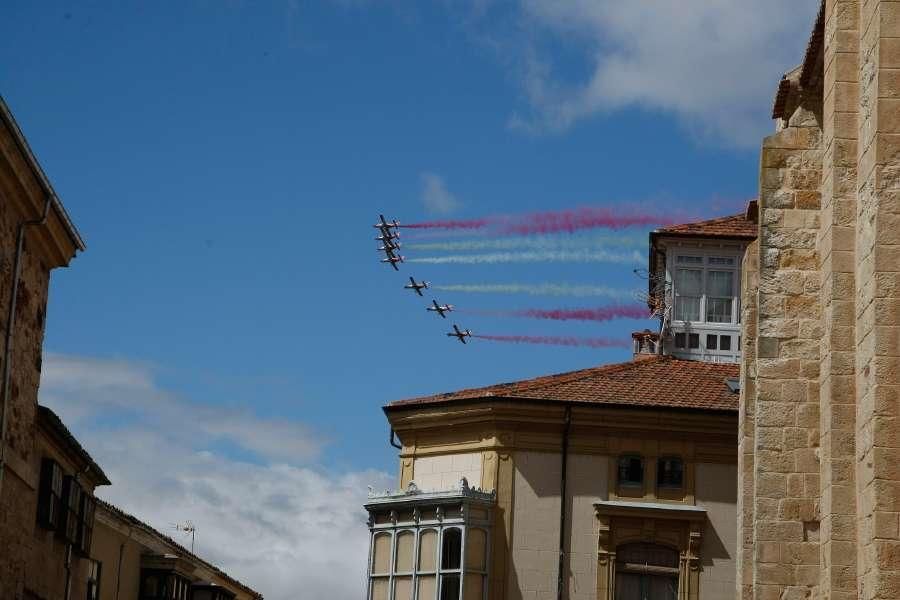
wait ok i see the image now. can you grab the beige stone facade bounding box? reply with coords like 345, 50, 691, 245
739, 1, 900, 598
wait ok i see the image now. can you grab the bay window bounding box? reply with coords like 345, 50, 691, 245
365, 482, 494, 600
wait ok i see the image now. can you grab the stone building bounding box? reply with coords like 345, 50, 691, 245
738, 0, 900, 598
0, 96, 262, 600
90, 500, 263, 600
0, 95, 103, 600
364, 210, 758, 600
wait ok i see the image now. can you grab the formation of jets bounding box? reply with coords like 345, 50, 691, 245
376, 214, 472, 344
374, 215, 404, 271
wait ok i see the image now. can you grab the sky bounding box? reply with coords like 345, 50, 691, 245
2, 1, 819, 598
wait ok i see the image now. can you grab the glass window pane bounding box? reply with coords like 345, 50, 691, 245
396, 531, 414, 573
676, 255, 703, 264
706, 270, 733, 296
617, 456, 643, 486
676, 269, 702, 295
419, 530, 438, 572
373, 533, 392, 575
465, 529, 486, 571
371, 578, 390, 600
708, 256, 735, 266
463, 574, 484, 600
441, 529, 462, 570
688, 333, 700, 349
440, 575, 460, 600
675, 296, 700, 321
417, 575, 436, 600
706, 298, 733, 323
393, 577, 413, 600
657, 458, 684, 488
674, 333, 686, 349
720, 335, 732, 351
706, 334, 717, 350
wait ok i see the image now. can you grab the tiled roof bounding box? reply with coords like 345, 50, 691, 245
37, 406, 110, 485
96, 499, 264, 599
389, 356, 739, 412
652, 212, 757, 240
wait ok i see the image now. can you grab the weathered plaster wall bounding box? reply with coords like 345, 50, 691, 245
696, 462, 738, 600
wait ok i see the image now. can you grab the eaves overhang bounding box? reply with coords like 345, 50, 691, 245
0, 95, 86, 262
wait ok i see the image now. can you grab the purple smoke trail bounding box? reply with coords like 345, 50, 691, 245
473, 334, 630, 348
399, 206, 685, 235
501, 207, 680, 235
460, 305, 649, 322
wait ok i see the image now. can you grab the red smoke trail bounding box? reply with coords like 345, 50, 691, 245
473, 334, 630, 348
399, 206, 684, 234
501, 207, 679, 235
399, 217, 497, 230
460, 304, 649, 322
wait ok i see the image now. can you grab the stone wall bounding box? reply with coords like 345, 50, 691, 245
740, 1, 900, 598
0, 198, 54, 600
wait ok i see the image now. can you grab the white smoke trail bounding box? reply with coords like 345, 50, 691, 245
408, 249, 643, 265
406, 234, 644, 252
432, 283, 635, 299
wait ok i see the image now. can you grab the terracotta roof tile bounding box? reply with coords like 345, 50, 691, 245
389, 356, 739, 412
653, 213, 757, 240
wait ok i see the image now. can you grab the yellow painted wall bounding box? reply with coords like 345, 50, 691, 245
566, 454, 608, 600
91, 519, 141, 600
412, 452, 482, 491
509, 451, 561, 600
695, 462, 737, 599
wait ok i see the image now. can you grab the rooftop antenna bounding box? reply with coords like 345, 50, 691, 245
633, 268, 671, 355
173, 521, 196, 553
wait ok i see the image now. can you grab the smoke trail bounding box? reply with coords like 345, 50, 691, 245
501, 207, 678, 235
408, 249, 643, 265
473, 334, 630, 348
406, 233, 644, 252
400, 206, 683, 234
432, 283, 635, 299
460, 305, 649, 322
399, 217, 496, 230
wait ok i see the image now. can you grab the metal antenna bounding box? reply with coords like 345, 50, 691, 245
174, 521, 196, 553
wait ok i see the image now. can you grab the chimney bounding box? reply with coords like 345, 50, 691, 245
631, 329, 659, 361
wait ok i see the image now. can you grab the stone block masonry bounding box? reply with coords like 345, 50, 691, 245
740, 1, 900, 598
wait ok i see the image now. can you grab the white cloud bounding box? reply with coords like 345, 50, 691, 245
467, 0, 821, 146
40, 353, 392, 600
420, 171, 462, 215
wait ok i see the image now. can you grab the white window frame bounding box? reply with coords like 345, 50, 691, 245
668, 251, 740, 329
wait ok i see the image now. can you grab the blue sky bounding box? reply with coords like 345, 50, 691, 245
2, 1, 818, 597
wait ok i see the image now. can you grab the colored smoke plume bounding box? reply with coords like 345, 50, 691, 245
400, 206, 683, 234
408, 249, 642, 265
473, 334, 629, 348
432, 283, 634, 299
461, 305, 649, 322
406, 233, 644, 252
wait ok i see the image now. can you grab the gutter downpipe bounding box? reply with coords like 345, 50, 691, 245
557, 404, 572, 600
389, 428, 402, 450
0, 196, 52, 496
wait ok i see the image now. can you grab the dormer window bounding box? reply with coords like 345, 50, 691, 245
673, 254, 738, 325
